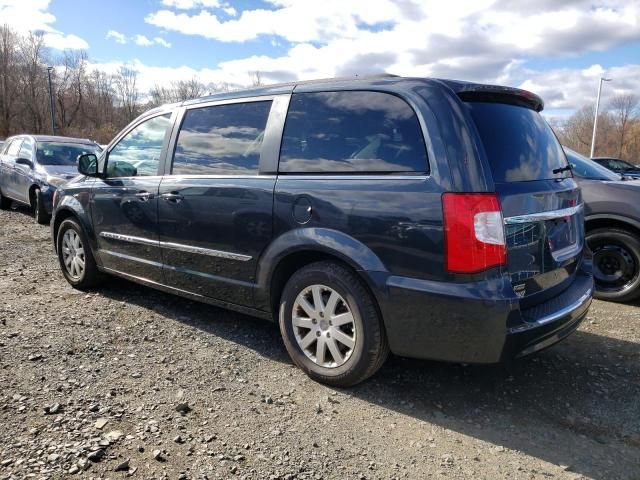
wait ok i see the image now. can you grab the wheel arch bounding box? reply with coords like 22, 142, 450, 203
52, 202, 97, 261
28, 184, 40, 207
255, 228, 389, 317
585, 214, 640, 237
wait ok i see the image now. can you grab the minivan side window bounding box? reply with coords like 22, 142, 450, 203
171, 101, 273, 176
106, 113, 172, 178
279, 91, 428, 174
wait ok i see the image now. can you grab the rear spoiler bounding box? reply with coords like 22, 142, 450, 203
456, 85, 544, 112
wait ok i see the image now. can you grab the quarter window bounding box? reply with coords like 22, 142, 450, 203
279, 91, 428, 174
106, 113, 172, 178
172, 101, 273, 176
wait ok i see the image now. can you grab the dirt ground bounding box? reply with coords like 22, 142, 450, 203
0, 205, 639, 480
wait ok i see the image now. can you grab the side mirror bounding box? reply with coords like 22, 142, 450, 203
78, 153, 98, 176
16, 157, 33, 169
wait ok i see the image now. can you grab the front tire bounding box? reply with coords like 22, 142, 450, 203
278, 261, 389, 387
588, 228, 640, 302
33, 188, 50, 224
56, 218, 102, 290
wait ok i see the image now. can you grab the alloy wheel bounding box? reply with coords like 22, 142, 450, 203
292, 284, 356, 368
61, 229, 86, 280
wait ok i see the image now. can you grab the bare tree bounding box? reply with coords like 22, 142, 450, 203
55, 50, 88, 131
17, 31, 49, 133
0, 25, 19, 137
149, 77, 210, 107
609, 94, 640, 158
249, 70, 263, 87
114, 65, 139, 123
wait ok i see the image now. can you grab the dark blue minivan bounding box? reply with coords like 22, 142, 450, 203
51, 75, 593, 386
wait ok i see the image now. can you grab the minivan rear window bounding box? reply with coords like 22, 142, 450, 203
466, 102, 569, 183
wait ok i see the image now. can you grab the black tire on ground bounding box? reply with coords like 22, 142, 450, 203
33, 188, 50, 225
278, 261, 389, 387
588, 227, 640, 303
56, 217, 102, 290
0, 189, 11, 210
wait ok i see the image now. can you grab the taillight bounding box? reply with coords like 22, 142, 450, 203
442, 193, 506, 273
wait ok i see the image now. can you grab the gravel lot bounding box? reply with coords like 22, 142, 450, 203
1, 205, 639, 480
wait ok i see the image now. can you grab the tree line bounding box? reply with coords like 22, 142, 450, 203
553, 94, 640, 162
0, 25, 262, 144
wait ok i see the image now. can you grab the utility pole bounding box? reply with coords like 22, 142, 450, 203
47, 66, 56, 136
590, 77, 612, 158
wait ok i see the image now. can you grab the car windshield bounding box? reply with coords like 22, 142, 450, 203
565, 148, 621, 181
36, 142, 99, 166
599, 158, 640, 171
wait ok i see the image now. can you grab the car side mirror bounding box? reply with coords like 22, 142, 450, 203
16, 157, 33, 169
78, 153, 98, 176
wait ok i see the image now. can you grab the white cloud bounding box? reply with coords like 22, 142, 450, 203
106, 30, 127, 44
144, 0, 640, 104
0, 0, 89, 50
134, 34, 154, 47
222, 6, 236, 16
153, 37, 172, 48
519, 64, 640, 111
133, 34, 172, 48
161, 0, 220, 9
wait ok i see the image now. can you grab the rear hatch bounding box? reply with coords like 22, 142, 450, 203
463, 92, 583, 306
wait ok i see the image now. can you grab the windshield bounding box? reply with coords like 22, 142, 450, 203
36, 142, 99, 166
466, 102, 570, 182
565, 148, 621, 181
603, 158, 640, 171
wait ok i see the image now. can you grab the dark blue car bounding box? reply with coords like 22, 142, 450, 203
50, 76, 593, 386
0, 135, 101, 223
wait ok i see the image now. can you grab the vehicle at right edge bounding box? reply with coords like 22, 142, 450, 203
592, 156, 640, 179
51, 76, 593, 386
566, 147, 640, 302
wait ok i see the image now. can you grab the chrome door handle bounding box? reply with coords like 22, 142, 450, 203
160, 192, 184, 203
135, 191, 154, 201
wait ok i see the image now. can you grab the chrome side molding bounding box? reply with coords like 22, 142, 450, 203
504, 204, 583, 224
161, 241, 252, 261
100, 231, 158, 246
99, 232, 252, 262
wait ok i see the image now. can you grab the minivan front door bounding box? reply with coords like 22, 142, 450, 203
90, 112, 174, 283
157, 99, 277, 306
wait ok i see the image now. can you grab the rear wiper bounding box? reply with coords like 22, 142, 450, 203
553, 165, 572, 174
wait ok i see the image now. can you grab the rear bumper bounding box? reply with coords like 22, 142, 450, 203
377, 264, 593, 363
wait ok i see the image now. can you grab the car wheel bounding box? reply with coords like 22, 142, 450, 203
278, 261, 389, 387
33, 188, 50, 224
56, 218, 102, 290
588, 228, 640, 302
0, 189, 11, 210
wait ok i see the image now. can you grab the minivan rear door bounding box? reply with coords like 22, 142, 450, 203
464, 99, 583, 304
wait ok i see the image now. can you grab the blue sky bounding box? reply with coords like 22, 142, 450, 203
2, 0, 639, 117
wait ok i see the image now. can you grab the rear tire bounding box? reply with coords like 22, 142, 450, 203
33, 188, 50, 225
588, 227, 640, 302
278, 261, 389, 387
0, 189, 11, 210
56, 218, 102, 290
